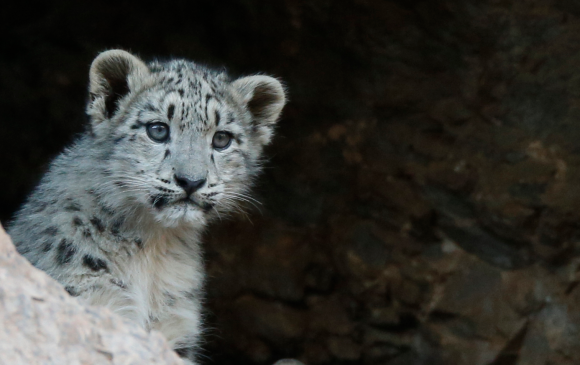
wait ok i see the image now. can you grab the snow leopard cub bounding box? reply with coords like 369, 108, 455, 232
8, 50, 286, 364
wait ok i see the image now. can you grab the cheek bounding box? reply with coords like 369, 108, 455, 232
216, 152, 249, 179
118, 137, 169, 173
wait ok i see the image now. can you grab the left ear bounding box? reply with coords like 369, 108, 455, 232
231, 75, 286, 145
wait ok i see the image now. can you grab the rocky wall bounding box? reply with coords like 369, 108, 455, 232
3, 1, 580, 364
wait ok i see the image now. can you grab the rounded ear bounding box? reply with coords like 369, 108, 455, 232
87, 50, 150, 127
231, 75, 286, 146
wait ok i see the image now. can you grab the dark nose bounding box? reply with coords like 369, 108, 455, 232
174, 174, 206, 196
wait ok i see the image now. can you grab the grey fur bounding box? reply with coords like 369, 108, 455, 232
8, 50, 286, 364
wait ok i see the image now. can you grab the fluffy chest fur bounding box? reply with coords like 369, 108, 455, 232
86, 232, 205, 348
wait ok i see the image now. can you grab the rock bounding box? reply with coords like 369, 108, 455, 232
367, 306, 399, 327
326, 336, 361, 361
307, 296, 355, 335
365, 344, 402, 363
0, 224, 183, 365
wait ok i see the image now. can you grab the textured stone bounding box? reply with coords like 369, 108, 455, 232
231, 295, 306, 343
0, 224, 183, 365
326, 336, 361, 361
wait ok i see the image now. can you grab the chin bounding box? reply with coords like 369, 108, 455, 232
152, 203, 208, 228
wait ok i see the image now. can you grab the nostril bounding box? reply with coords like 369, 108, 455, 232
190, 178, 206, 191
174, 174, 189, 190
174, 174, 207, 195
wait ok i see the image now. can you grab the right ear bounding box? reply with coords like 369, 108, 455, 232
87, 50, 150, 129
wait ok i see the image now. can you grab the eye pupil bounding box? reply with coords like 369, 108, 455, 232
213, 132, 232, 150
146, 122, 170, 142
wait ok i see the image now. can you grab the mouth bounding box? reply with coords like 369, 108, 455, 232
150, 194, 214, 212
177, 197, 214, 212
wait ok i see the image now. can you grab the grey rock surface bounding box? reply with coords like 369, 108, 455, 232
0, 224, 184, 365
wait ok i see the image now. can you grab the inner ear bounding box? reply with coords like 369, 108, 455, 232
104, 72, 131, 118
248, 83, 281, 120
231, 75, 287, 146
232, 75, 286, 124
89, 50, 150, 120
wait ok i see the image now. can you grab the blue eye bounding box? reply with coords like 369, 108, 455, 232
146, 122, 170, 142
212, 131, 232, 150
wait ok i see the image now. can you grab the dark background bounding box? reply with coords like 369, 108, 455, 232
3, 1, 580, 364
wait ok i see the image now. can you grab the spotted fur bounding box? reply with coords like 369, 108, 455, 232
8, 50, 286, 364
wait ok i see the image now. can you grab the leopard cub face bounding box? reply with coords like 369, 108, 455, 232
87, 51, 286, 227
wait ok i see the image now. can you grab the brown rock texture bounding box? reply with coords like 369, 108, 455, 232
3, 1, 580, 364
0, 225, 184, 365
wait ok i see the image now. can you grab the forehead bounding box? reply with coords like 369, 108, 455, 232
150, 60, 226, 97
138, 60, 232, 132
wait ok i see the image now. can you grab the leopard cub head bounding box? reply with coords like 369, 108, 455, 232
86, 50, 286, 227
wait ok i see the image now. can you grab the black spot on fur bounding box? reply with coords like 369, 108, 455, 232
178, 88, 184, 97
83, 229, 92, 238
16, 245, 30, 255
215, 110, 221, 126
114, 181, 126, 188
65, 286, 79, 297
163, 149, 171, 160
42, 226, 58, 236
150, 195, 168, 209
64, 202, 82, 212
165, 292, 176, 306
113, 135, 126, 144
72, 217, 83, 227
31, 202, 48, 214
41, 239, 53, 253
129, 135, 137, 142
110, 218, 124, 236
99, 204, 115, 216
134, 238, 143, 248
90, 217, 105, 232
145, 103, 157, 112
202, 202, 214, 212
56, 239, 76, 265
83, 255, 108, 271
130, 120, 145, 129
167, 104, 175, 120
233, 133, 244, 144
227, 113, 235, 124
110, 278, 127, 289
